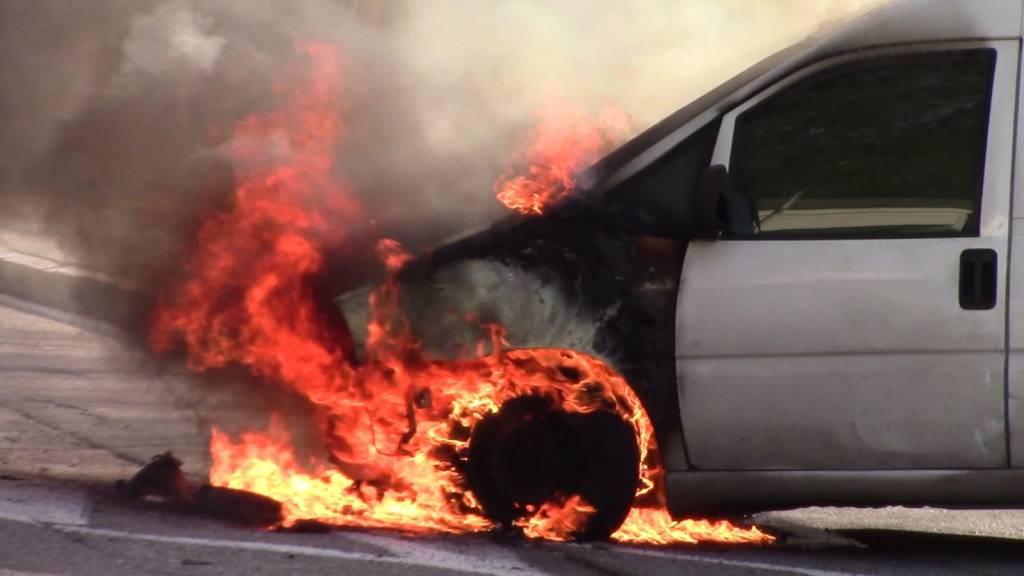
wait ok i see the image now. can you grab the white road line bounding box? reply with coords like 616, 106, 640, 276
342, 532, 551, 576
50, 525, 539, 576
49, 524, 872, 576
600, 545, 872, 576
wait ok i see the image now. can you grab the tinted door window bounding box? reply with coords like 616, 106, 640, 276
729, 49, 996, 239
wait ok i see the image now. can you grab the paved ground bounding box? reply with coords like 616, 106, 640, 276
4, 297, 1024, 575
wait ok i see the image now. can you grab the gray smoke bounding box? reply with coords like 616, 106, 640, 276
0, 0, 882, 291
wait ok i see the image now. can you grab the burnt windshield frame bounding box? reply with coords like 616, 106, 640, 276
725, 47, 996, 241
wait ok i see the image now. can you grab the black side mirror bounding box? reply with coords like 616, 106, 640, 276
695, 164, 758, 238
692, 165, 728, 239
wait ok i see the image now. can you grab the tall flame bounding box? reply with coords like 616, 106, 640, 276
151, 44, 772, 546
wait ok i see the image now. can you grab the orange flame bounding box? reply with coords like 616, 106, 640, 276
612, 508, 773, 545
495, 102, 631, 215
151, 43, 772, 546
519, 496, 596, 541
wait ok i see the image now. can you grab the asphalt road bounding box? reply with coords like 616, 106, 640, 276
4, 296, 1024, 575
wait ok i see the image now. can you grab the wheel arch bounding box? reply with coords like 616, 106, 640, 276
336, 250, 688, 474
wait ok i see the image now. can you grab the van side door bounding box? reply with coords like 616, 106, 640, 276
676, 41, 1017, 470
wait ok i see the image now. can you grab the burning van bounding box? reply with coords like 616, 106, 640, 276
150, 0, 1024, 544
332, 0, 1024, 538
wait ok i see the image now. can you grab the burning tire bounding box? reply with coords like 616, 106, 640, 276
466, 395, 640, 541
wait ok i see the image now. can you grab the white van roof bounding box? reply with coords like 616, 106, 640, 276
819, 0, 1022, 56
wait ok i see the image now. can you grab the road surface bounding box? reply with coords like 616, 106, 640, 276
3, 296, 1024, 575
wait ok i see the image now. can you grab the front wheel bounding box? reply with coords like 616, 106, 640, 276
465, 395, 640, 541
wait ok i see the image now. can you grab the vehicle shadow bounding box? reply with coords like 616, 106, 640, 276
838, 528, 1024, 563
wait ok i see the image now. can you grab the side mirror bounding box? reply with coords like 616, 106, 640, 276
692, 165, 729, 239
694, 164, 758, 239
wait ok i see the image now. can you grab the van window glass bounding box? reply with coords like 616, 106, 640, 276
729, 49, 995, 239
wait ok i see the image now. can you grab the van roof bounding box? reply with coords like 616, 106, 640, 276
589, 0, 1024, 194
821, 0, 1022, 53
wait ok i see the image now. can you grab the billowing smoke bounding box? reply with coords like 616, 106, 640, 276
0, 0, 882, 292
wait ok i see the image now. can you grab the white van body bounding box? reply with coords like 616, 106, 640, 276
657, 0, 1024, 514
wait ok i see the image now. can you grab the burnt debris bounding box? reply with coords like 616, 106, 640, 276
116, 452, 284, 527
115, 452, 191, 505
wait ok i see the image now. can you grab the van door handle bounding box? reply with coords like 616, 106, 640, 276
959, 249, 997, 310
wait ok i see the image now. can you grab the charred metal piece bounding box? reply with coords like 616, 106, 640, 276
193, 484, 283, 526
118, 453, 283, 527
274, 518, 334, 533
399, 386, 428, 449
115, 451, 191, 505
413, 386, 432, 409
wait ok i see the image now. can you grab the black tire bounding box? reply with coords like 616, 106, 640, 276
465, 408, 519, 524
465, 396, 640, 541
565, 409, 640, 541
466, 396, 575, 524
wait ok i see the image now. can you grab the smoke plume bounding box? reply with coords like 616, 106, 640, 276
0, 0, 882, 292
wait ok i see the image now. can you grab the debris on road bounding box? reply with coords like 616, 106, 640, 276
115, 452, 191, 505
117, 452, 283, 527
194, 484, 283, 526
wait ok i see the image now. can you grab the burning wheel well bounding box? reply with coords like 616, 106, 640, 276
336, 250, 681, 470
